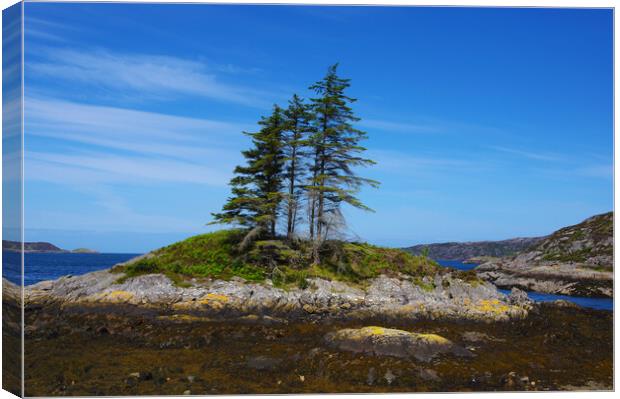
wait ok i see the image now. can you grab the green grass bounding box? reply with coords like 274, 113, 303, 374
113, 229, 439, 288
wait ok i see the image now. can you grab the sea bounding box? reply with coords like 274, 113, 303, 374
2, 251, 140, 286
0, 252, 612, 311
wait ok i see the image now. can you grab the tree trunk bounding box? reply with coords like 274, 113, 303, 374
309, 145, 320, 240
286, 146, 297, 240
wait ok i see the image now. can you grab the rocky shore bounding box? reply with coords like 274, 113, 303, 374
475, 261, 612, 297
2, 266, 613, 395
476, 212, 613, 298
16, 265, 530, 323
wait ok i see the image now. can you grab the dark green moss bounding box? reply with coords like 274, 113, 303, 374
114, 229, 438, 286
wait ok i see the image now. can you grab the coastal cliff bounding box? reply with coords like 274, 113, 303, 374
476, 212, 613, 297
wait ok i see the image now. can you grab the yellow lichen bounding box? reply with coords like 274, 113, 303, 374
365, 326, 386, 335
201, 293, 229, 303
157, 314, 210, 322
106, 290, 134, 302
418, 333, 451, 344
472, 299, 511, 314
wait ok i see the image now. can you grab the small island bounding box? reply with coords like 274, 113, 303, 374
2, 65, 612, 396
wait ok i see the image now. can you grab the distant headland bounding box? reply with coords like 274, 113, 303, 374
2, 240, 99, 254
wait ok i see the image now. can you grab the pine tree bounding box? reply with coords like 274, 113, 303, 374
211, 105, 286, 239
282, 94, 314, 240
307, 64, 379, 262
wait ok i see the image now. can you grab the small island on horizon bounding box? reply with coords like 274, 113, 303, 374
2, 240, 99, 254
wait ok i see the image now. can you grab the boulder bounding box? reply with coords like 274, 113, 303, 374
324, 326, 472, 362
507, 288, 533, 307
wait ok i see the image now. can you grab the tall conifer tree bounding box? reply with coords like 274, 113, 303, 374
307, 64, 379, 262
282, 94, 313, 240
211, 105, 286, 239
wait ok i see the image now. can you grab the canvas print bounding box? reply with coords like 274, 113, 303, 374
1, 1, 614, 396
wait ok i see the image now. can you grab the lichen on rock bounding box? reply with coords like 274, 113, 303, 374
324, 326, 472, 362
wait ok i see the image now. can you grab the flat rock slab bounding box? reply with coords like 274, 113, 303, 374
324, 326, 472, 362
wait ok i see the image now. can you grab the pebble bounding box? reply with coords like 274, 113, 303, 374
384, 369, 396, 385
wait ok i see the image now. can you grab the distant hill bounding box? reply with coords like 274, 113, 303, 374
2, 240, 98, 254
3, 240, 64, 253
403, 237, 544, 261
523, 211, 613, 266
476, 212, 613, 297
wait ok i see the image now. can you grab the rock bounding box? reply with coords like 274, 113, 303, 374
476, 212, 613, 298
17, 256, 529, 324
461, 331, 487, 343
187, 375, 196, 383
183, 390, 191, 395
548, 299, 580, 309
507, 288, 532, 306
418, 368, 440, 382
502, 371, 521, 389
302, 304, 317, 314
384, 369, 396, 385
128, 371, 152, 381
324, 326, 471, 362
245, 356, 282, 371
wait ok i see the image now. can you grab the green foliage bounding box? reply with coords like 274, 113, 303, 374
114, 230, 438, 287
211, 106, 287, 238
117, 230, 266, 284
210, 65, 380, 263
413, 276, 435, 292
307, 64, 379, 251
420, 246, 430, 259
282, 94, 314, 239
314, 241, 439, 284
455, 269, 482, 286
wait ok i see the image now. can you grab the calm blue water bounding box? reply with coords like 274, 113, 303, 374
2, 251, 140, 286
437, 259, 613, 311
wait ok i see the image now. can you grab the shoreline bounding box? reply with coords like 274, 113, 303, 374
4, 266, 613, 395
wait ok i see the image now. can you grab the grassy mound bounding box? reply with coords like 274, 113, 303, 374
113, 229, 440, 288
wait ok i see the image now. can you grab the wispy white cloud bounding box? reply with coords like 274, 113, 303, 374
24, 97, 250, 186
26, 97, 249, 147
489, 145, 561, 161
26, 151, 232, 186
27, 47, 274, 107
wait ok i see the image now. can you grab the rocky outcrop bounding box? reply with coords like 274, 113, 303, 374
404, 237, 544, 261
476, 212, 613, 298
324, 326, 472, 362
17, 267, 530, 323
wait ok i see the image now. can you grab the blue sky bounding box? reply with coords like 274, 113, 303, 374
21, 3, 613, 253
